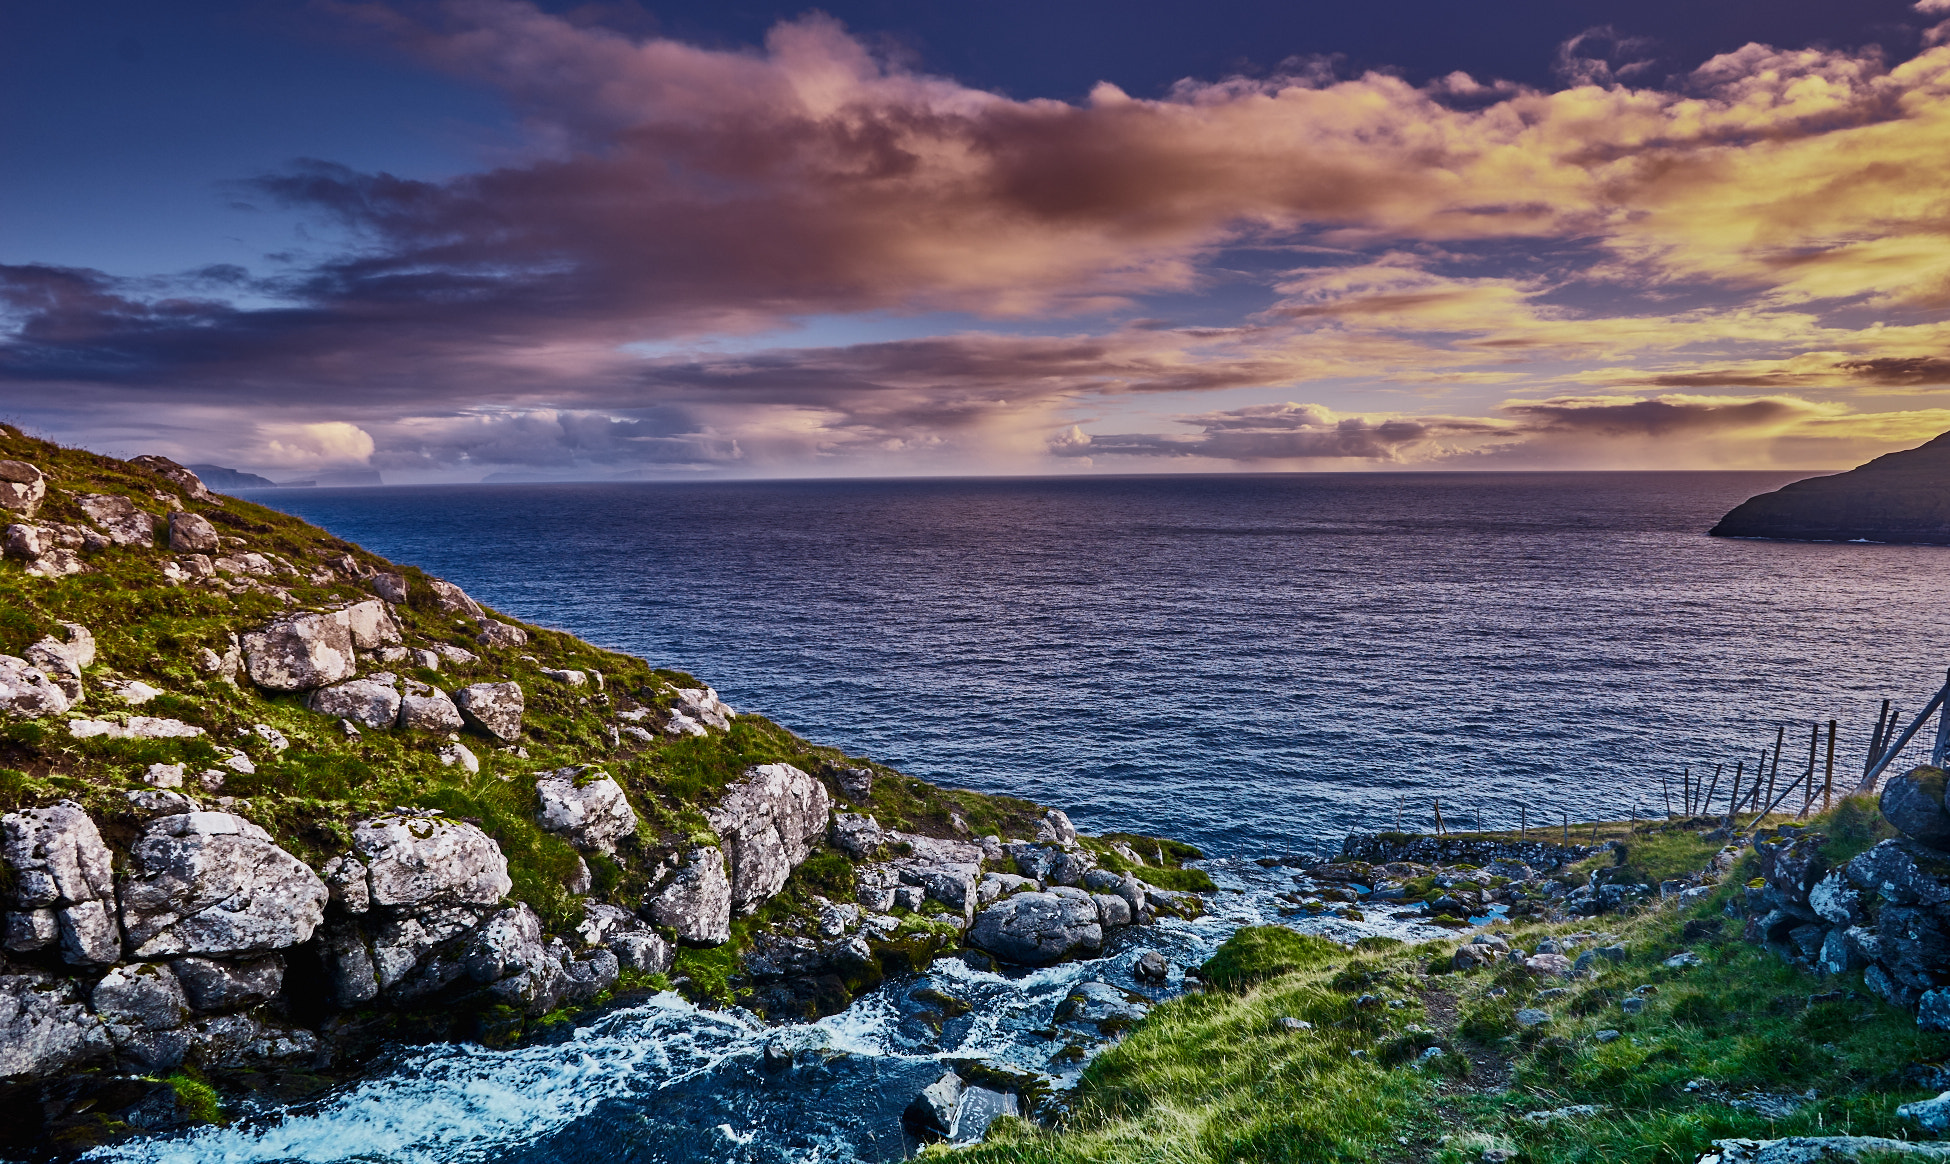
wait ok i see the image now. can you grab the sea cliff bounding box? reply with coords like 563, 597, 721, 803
0, 428, 1208, 1158
1711, 431, 1950, 543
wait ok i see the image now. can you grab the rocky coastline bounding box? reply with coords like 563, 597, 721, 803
0, 430, 1210, 1159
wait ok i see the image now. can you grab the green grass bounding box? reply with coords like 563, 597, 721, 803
161, 1071, 223, 1125
954, 801, 1948, 1164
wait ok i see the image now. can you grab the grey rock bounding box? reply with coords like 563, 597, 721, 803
25, 627, 90, 704
835, 767, 874, 801
708, 763, 833, 912
1515, 1007, 1552, 1028
1057, 979, 1150, 1028
93, 962, 189, 1031
1703, 1136, 1950, 1164
167, 511, 221, 553
124, 790, 202, 820
437, 741, 478, 773
242, 611, 358, 691
644, 846, 733, 945
894, 886, 925, 912
4, 908, 58, 952
172, 956, 284, 1012
1008, 843, 1060, 882
129, 456, 211, 501
1920, 990, 1950, 1033
1526, 953, 1575, 978
476, 620, 528, 649
968, 891, 1103, 965
0, 973, 111, 1078
1818, 927, 1866, 976
1621, 996, 1646, 1014
904, 1070, 964, 1141
352, 815, 512, 910
1900, 1091, 1950, 1135
831, 812, 886, 858
339, 599, 403, 649
1846, 839, 1950, 907
322, 854, 371, 914
1278, 1016, 1312, 1032
370, 573, 409, 604
577, 901, 672, 975
370, 905, 485, 995
1082, 869, 1124, 893
0, 459, 46, 516
463, 903, 565, 1013
456, 682, 525, 740
1595, 1029, 1621, 1043
1, 800, 119, 964
1135, 950, 1170, 982
1093, 892, 1133, 927
2, 522, 41, 558
76, 493, 155, 546
120, 811, 329, 958
536, 768, 639, 854
1884, 767, 1950, 848
307, 677, 402, 730
321, 923, 379, 1008
1881, 905, 1950, 990
426, 578, 483, 617
398, 686, 465, 731
1046, 848, 1098, 887
1455, 943, 1501, 971
1808, 873, 1865, 928
0, 654, 71, 718
1037, 809, 1079, 847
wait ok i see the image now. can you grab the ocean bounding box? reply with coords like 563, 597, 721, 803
253, 470, 1950, 858
90, 469, 1950, 1164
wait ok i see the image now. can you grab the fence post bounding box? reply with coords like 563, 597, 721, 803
1433, 798, 1444, 836
1824, 720, 1836, 812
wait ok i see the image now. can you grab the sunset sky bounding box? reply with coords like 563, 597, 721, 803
6, 0, 1950, 480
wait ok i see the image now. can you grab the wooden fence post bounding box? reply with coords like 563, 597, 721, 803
1824, 720, 1837, 812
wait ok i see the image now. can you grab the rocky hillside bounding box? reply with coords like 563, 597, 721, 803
1711, 431, 1950, 543
0, 428, 1209, 1157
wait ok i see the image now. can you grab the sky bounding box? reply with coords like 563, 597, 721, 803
4, 1, 1950, 481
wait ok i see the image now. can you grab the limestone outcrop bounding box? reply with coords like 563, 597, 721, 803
535, 768, 639, 854
708, 763, 832, 913
2, 801, 120, 965
118, 812, 329, 959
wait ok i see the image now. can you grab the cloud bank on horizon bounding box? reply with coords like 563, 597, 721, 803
7, 0, 1950, 479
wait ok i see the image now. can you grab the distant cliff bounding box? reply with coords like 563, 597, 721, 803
1711, 432, 1950, 543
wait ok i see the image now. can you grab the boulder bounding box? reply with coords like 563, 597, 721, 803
242, 611, 358, 691
370, 573, 409, 604
1135, 950, 1170, 983
24, 623, 92, 702
426, 578, 483, 617
321, 924, 380, 1008
673, 687, 734, 730
172, 955, 284, 1012
119, 811, 329, 958
398, 686, 465, 731
0, 459, 46, 517
76, 493, 155, 546
835, 767, 874, 801
968, 890, 1104, 965
1879, 904, 1950, 990
1885, 768, 1950, 848
351, 815, 512, 910
338, 599, 403, 649
1, 800, 120, 965
578, 901, 673, 974
903, 1070, 964, 1140
2, 522, 39, 557
1756, 830, 1830, 913
1036, 809, 1080, 847
92, 963, 189, 1033
68, 716, 203, 740
306, 677, 402, 730
707, 763, 833, 912
367, 905, 485, 997
456, 681, 524, 741
463, 903, 568, 1014
830, 812, 886, 858
1047, 848, 1098, 887
321, 854, 371, 915
1808, 872, 1866, 928
167, 511, 221, 553
644, 846, 732, 945
0, 654, 70, 718
477, 620, 528, 649
0, 974, 111, 1079
1846, 839, 1950, 907
437, 742, 478, 773
129, 455, 211, 500
1525, 953, 1576, 978
1008, 843, 1060, 882
535, 768, 639, 854
1094, 893, 1133, 927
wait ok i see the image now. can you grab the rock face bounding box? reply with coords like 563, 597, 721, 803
351, 816, 512, 911
707, 763, 833, 913
0, 974, 111, 1078
118, 812, 329, 958
0, 459, 47, 516
644, 846, 733, 945
535, 769, 639, 854
456, 681, 524, 740
2, 801, 121, 965
76, 493, 155, 546
968, 890, 1104, 965
1712, 431, 1950, 542
242, 611, 358, 691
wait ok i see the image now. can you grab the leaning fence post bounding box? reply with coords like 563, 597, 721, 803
1824, 720, 1837, 811
1433, 798, 1444, 836
1661, 774, 1672, 819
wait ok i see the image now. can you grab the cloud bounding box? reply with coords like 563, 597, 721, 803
7, 2, 1950, 475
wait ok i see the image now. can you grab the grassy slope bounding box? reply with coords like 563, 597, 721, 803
958, 801, 1937, 1164
0, 429, 1157, 973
